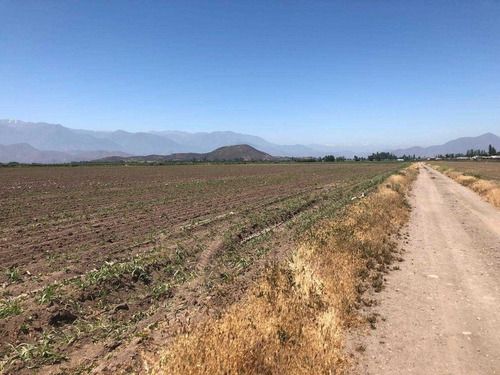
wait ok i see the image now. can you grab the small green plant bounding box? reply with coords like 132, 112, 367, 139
0, 299, 22, 318
37, 284, 59, 304
131, 259, 151, 283
8, 335, 66, 368
173, 268, 187, 284
131, 311, 147, 323
220, 272, 234, 284
6, 267, 20, 282
151, 283, 171, 300
236, 255, 250, 270
8, 343, 37, 364
19, 321, 30, 334
222, 229, 237, 251
85, 261, 118, 285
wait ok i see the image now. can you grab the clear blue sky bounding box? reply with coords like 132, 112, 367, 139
1, 1, 499, 147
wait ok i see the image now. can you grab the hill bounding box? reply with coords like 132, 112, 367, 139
205, 144, 275, 161
95, 145, 276, 163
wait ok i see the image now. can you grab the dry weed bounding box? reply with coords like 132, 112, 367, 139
432, 165, 500, 209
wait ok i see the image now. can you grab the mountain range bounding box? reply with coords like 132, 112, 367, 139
0, 119, 499, 163
392, 132, 500, 158
0, 143, 129, 164
0, 119, 327, 159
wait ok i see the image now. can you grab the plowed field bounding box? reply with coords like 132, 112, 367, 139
0, 163, 404, 374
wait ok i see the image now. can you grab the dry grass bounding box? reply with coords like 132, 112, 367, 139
431, 165, 500, 208
148, 165, 419, 375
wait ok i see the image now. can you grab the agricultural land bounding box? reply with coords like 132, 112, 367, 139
0, 162, 407, 374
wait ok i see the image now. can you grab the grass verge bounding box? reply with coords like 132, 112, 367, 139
430, 164, 500, 208
147, 164, 419, 374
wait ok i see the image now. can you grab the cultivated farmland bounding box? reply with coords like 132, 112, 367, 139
0, 163, 404, 373
430, 160, 500, 180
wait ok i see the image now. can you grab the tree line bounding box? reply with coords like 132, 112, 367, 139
435, 145, 498, 159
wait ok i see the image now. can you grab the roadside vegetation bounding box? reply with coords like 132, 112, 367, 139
149, 165, 419, 374
430, 162, 500, 208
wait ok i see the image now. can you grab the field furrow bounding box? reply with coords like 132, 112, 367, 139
0, 163, 404, 374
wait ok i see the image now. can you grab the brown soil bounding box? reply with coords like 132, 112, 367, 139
0, 163, 403, 374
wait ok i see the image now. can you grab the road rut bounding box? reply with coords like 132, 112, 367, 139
354, 164, 500, 374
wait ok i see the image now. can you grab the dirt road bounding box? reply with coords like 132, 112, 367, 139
353, 164, 500, 374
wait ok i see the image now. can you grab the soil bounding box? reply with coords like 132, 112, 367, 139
0, 163, 403, 374
350, 164, 500, 374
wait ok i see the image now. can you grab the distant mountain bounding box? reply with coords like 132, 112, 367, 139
1, 119, 498, 162
0, 143, 130, 164
0, 120, 188, 155
99, 130, 188, 155
0, 120, 121, 152
0, 120, 320, 157
392, 133, 500, 157
96, 144, 275, 163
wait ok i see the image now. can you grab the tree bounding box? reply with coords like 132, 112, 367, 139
466, 148, 488, 157
323, 155, 335, 162
488, 144, 497, 156
367, 152, 397, 161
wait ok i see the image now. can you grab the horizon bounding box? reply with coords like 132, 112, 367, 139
2, 118, 499, 151
1, 1, 500, 147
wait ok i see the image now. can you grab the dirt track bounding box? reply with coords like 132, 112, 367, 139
354, 164, 500, 374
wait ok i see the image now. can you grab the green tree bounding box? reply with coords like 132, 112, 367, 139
488, 144, 497, 155
367, 152, 397, 161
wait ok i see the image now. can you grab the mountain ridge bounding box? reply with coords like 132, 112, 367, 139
0, 143, 130, 164
0, 120, 321, 157
392, 132, 500, 157
1, 120, 499, 162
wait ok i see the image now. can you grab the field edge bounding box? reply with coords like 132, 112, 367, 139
429, 163, 500, 208
148, 164, 419, 374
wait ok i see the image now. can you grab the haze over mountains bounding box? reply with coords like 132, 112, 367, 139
0, 143, 129, 164
0, 119, 499, 163
392, 132, 500, 158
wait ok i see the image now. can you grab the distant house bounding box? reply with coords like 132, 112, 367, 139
397, 158, 404, 162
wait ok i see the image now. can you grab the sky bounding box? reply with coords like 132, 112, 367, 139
1, 1, 499, 147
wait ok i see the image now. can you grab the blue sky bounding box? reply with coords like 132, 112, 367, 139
1, 1, 499, 147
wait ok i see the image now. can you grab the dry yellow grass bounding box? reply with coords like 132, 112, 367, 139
148, 165, 419, 375
431, 165, 500, 209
